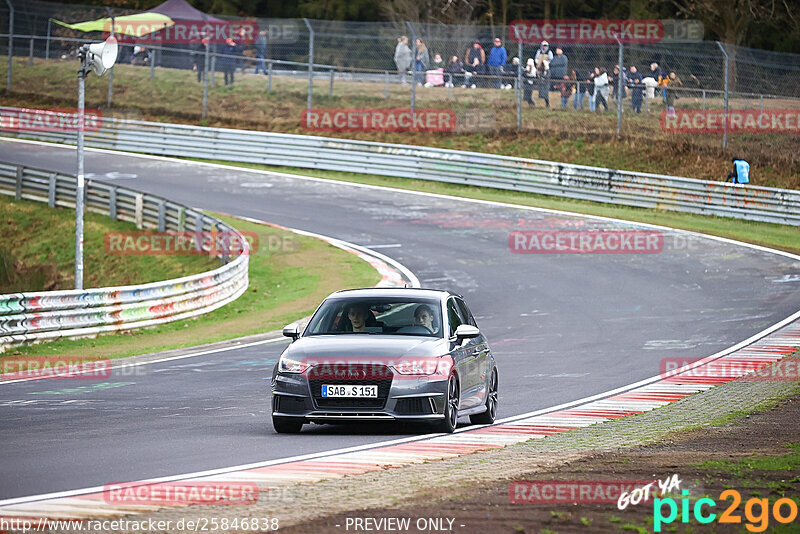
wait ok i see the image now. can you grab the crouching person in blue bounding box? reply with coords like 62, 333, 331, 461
726, 158, 750, 184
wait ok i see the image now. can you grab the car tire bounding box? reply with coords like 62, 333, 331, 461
273, 416, 303, 434
435, 375, 459, 433
470, 369, 498, 425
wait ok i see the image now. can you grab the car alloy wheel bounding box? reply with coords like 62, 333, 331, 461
470, 369, 498, 425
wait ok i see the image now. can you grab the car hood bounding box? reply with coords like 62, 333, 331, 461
283, 335, 449, 360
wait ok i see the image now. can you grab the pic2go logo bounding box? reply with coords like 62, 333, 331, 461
654, 489, 798, 532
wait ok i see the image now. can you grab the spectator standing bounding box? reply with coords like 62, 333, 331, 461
191, 37, 208, 83
445, 55, 465, 87
220, 37, 241, 86
523, 58, 536, 106
627, 65, 643, 113
593, 67, 609, 111
648, 62, 665, 100
534, 40, 553, 68
537, 61, 550, 108
254, 30, 267, 74
559, 75, 572, 109
414, 39, 430, 86
464, 41, 486, 88
610, 65, 626, 102
394, 36, 412, 85
586, 71, 596, 111
571, 68, 584, 110
487, 37, 508, 89
665, 71, 682, 114
549, 47, 568, 85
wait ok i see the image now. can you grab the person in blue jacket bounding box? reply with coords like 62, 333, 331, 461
487, 37, 507, 89
726, 158, 750, 184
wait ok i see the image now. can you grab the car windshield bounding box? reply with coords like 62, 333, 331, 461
305, 297, 443, 337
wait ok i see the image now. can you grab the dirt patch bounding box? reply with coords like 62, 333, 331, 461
283, 395, 800, 534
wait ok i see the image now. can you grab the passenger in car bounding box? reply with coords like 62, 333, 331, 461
414, 304, 437, 333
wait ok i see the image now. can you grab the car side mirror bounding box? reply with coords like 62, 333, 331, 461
282, 323, 300, 341
454, 324, 480, 342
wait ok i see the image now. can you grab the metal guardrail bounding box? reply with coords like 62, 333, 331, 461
0, 161, 249, 351
1, 106, 799, 225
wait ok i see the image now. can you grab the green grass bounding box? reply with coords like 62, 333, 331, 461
190, 159, 800, 255
3, 55, 799, 190
1, 212, 380, 361
0, 194, 216, 292
699, 443, 800, 477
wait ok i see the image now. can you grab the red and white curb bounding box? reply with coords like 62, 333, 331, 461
2, 318, 798, 521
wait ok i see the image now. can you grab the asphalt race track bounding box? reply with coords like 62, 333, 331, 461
1, 140, 799, 501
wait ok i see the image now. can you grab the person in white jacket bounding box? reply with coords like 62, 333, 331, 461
394, 36, 412, 85
593, 67, 610, 112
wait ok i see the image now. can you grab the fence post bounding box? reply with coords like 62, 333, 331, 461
210, 51, 216, 85
760, 94, 763, 112
46, 18, 51, 60
106, 9, 114, 107
109, 186, 117, 219
5, 0, 13, 91
702, 89, 705, 111
202, 40, 209, 119
48, 172, 56, 207
406, 21, 416, 117
14, 166, 22, 200
28, 36, 32, 65
150, 47, 156, 79
303, 18, 314, 113
267, 61, 272, 92
329, 67, 334, 97
716, 41, 729, 150
516, 40, 522, 131
384, 70, 388, 99
615, 34, 623, 135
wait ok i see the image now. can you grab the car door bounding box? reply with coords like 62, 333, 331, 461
456, 297, 490, 407
446, 298, 473, 410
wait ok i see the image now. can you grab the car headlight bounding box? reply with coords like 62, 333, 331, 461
393, 357, 451, 376
278, 356, 310, 374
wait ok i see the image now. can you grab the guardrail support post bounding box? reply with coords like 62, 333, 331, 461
266, 61, 272, 92
303, 18, 314, 113
157, 201, 166, 232
194, 214, 203, 252
14, 166, 22, 200
109, 186, 117, 219
48, 173, 56, 207
177, 207, 185, 231
134, 193, 143, 229
217, 222, 227, 265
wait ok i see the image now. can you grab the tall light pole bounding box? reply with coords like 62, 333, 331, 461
75, 36, 117, 289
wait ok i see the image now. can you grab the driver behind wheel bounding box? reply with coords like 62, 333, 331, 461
414, 304, 438, 333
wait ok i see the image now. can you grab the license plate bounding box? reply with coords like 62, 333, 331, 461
321, 385, 378, 398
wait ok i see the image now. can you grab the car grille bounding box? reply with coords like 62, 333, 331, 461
395, 397, 435, 415
308, 363, 393, 409
274, 395, 307, 414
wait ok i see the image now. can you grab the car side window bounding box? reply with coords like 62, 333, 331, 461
447, 299, 462, 337
455, 298, 477, 327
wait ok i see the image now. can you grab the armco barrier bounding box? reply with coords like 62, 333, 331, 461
1, 107, 798, 225
0, 162, 249, 351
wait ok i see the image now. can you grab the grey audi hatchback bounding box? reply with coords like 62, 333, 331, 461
271, 288, 498, 434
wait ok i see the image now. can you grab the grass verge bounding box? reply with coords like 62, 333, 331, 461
1, 212, 380, 361
0, 194, 216, 292
192, 159, 800, 255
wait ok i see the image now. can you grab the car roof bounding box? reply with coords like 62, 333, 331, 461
325, 287, 460, 301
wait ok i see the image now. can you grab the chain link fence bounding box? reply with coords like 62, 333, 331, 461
1, 1, 799, 151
